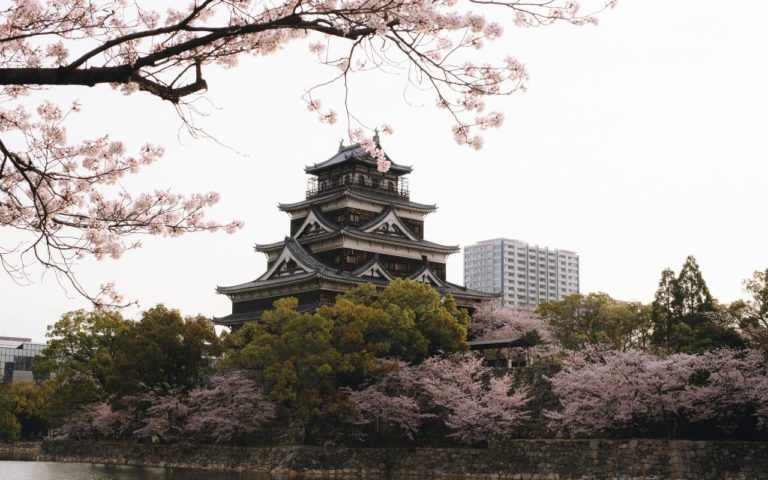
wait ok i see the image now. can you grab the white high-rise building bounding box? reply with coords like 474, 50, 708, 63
463, 238, 579, 307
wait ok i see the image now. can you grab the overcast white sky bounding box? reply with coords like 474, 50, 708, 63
2, 1, 767, 342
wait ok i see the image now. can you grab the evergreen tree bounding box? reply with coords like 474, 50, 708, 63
673, 256, 715, 319
670, 256, 720, 352
651, 268, 677, 351
651, 256, 744, 353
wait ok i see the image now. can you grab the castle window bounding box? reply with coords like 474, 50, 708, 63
344, 250, 366, 267
384, 261, 408, 273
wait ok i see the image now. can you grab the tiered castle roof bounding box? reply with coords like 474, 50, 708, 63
215, 141, 493, 328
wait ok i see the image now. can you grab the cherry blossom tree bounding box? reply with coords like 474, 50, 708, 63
547, 348, 768, 438
0, 0, 616, 302
133, 371, 275, 444
470, 302, 552, 342
51, 403, 101, 439
347, 361, 429, 439
419, 354, 529, 443
57, 371, 275, 443
133, 391, 189, 443
183, 371, 276, 444
547, 349, 699, 437
470, 303, 560, 368
350, 354, 529, 442
688, 349, 768, 433
0, 98, 243, 305
53, 401, 132, 439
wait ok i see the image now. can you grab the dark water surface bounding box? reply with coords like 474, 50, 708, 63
0, 461, 273, 480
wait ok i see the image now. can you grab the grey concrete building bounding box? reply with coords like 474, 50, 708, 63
463, 238, 579, 307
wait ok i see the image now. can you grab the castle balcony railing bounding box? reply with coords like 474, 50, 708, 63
306, 176, 409, 199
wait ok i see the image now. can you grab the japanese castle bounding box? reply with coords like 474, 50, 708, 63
215, 140, 493, 329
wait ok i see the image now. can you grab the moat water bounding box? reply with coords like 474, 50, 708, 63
1, 457, 272, 480
0, 461, 276, 479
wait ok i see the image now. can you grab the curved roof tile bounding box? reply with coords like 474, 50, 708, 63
305, 144, 412, 175
278, 188, 436, 213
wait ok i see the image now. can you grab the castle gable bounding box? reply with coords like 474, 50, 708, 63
294, 208, 338, 239
361, 207, 419, 241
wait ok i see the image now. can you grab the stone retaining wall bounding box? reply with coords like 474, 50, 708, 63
38, 439, 768, 479
0, 441, 40, 460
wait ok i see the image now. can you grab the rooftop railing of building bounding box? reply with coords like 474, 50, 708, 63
0, 336, 32, 348
306, 176, 409, 199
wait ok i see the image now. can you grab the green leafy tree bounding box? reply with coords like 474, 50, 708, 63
0, 410, 21, 442
536, 293, 652, 351
224, 280, 471, 436
225, 298, 352, 436
320, 293, 422, 372
376, 280, 470, 356
34, 309, 132, 394
686, 314, 745, 353
736, 269, 768, 351
35, 306, 221, 422
39, 374, 102, 427
0, 382, 50, 439
110, 305, 222, 397
604, 302, 653, 351
651, 268, 677, 351
33, 309, 133, 421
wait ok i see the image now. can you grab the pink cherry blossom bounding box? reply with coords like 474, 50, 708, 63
0, 104, 241, 305
350, 354, 529, 442
419, 354, 529, 443
471, 303, 553, 343
53, 401, 133, 440
57, 371, 276, 444
347, 362, 429, 439
0, 0, 616, 294
547, 347, 768, 437
183, 371, 276, 444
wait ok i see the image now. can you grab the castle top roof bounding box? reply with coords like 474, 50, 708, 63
305, 143, 412, 175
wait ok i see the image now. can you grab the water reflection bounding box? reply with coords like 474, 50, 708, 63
0, 449, 36, 461
0, 461, 274, 480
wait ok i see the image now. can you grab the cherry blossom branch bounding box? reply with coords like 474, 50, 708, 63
0, 100, 242, 306
0, 0, 616, 301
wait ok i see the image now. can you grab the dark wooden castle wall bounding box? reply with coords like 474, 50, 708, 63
232, 290, 339, 314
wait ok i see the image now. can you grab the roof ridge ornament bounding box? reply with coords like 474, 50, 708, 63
338, 139, 344, 152
373, 128, 380, 147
